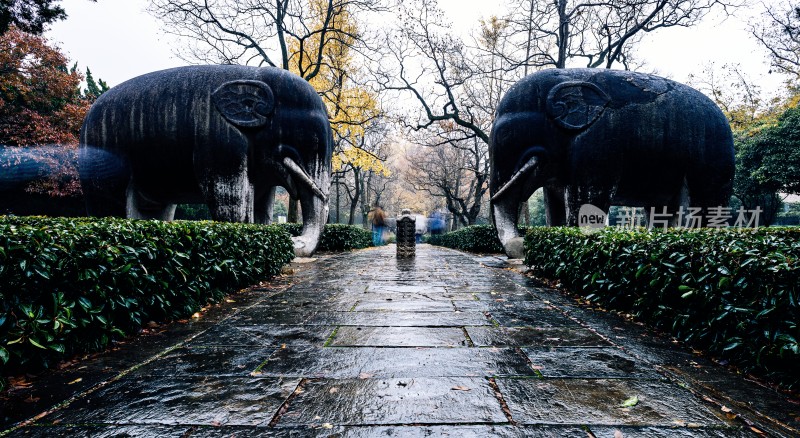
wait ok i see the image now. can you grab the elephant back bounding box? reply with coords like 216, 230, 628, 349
498, 69, 721, 116
81, 66, 326, 149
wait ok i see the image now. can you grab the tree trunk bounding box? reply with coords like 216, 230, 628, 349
519, 200, 530, 226
348, 199, 358, 225
556, 0, 568, 69
335, 180, 341, 223
288, 197, 299, 223
348, 168, 362, 225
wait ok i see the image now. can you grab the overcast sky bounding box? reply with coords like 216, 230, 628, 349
47, 0, 785, 95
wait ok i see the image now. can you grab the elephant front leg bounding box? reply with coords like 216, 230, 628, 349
202, 172, 254, 223
645, 185, 692, 229
254, 186, 276, 225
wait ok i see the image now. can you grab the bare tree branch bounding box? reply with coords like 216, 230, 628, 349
494, 0, 738, 71
752, 3, 800, 79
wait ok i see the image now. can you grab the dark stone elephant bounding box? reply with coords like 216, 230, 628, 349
79, 65, 333, 256
490, 68, 735, 257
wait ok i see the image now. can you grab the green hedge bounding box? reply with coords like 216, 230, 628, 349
279, 223, 372, 251
427, 225, 506, 253
0, 217, 294, 374
524, 226, 800, 386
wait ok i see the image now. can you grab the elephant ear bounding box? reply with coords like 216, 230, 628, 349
212, 80, 275, 128
546, 81, 611, 130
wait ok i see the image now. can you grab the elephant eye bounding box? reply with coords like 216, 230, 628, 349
242, 98, 258, 111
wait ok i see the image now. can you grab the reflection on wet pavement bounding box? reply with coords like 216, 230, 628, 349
4, 244, 796, 437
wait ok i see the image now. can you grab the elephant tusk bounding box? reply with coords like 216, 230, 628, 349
491, 156, 539, 203
283, 157, 328, 203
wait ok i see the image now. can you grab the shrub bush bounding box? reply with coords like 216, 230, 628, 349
279, 223, 372, 251
427, 225, 506, 254
524, 226, 800, 387
0, 217, 294, 374
278, 222, 303, 237
318, 224, 372, 251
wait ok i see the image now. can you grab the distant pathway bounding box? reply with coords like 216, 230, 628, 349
4, 244, 797, 437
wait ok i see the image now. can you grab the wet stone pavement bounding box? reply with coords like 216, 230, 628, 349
3, 244, 798, 437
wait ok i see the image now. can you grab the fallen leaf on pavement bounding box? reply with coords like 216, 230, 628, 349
620, 395, 639, 407
451, 385, 471, 391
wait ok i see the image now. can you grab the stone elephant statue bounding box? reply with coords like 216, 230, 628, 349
79, 65, 332, 257
490, 68, 735, 257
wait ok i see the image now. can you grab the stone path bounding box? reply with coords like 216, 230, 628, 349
2, 244, 798, 437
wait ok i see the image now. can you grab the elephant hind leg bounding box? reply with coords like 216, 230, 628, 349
544, 185, 567, 226
126, 184, 176, 220
687, 174, 734, 227
83, 180, 127, 217
565, 185, 611, 227
687, 167, 734, 209
645, 181, 690, 229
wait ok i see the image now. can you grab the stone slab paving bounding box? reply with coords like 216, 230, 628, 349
2, 244, 798, 437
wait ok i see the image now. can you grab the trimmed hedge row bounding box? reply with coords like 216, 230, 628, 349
279, 223, 372, 251
427, 225, 506, 254
524, 226, 800, 386
0, 217, 295, 374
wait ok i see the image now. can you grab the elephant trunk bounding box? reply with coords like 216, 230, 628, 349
490, 156, 540, 259
292, 163, 330, 257
491, 156, 539, 205
492, 198, 525, 259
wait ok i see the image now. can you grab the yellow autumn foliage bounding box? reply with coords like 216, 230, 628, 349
287, 0, 386, 176
333, 145, 390, 175
732, 92, 800, 138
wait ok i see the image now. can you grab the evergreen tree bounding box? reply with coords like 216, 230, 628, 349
0, 0, 66, 35
83, 67, 108, 100
0, 0, 99, 35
